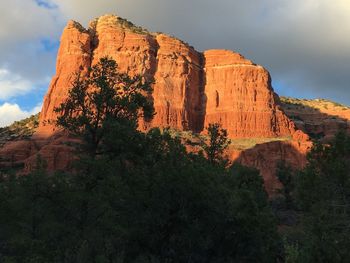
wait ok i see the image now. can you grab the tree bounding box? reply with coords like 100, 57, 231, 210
0, 156, 70, 262
54, 57, 154, 156
295, 132, 350, 262
112, 130, 279, 262
0, 58, 281, 262
277, 161, 295, 209
202, 123, 231, 165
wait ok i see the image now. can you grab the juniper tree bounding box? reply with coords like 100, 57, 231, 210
54, 57, 154, 156
202, 123, 231, 165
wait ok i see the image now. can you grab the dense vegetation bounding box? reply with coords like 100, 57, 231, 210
0, 58, 279, 262
275, 131, 350, 263
0, 58, 349, 262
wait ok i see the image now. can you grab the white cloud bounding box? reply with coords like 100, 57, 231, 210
0, 0, 61, 44
53, 0, 118, 24
0, 69, 33, 100
0, 0, 62, 100
0, 102, 41, 128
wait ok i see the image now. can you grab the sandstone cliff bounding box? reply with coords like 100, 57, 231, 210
203, 50, 295, 138
38, 14, 296, 138
0, 14, 313, 193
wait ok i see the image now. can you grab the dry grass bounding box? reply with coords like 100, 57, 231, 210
166, 128, 292, 151
228, 137, 292, 151
280, 96, 349, 111
0, 113, 39, 147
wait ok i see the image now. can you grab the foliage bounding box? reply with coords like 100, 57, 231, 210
54, 57, 154, 156
0, 126, 279, 262
295, 132, 350, 262
115, 17, 149, 34
280, 96, 350, 112
0, 58, 280, 262
0, 113, 39, 146
283, 239, 301, 263
277, 161, 295, 209
201, 123, 231, 165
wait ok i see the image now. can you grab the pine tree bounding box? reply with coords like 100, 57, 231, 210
202, 123, 231, 165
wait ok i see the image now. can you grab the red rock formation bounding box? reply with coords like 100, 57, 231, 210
0, 140, 37, 169
231, 131, 312, 194
38, 21, 92, 137
38, 14, 295, 138
0, 14, 312, 193
203, 50, 295, 138
23, 132, 78, 173
148, 34, 204, 131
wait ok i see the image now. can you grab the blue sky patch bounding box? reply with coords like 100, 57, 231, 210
40, 38, 60, 53
5, 85, 47, 111
34, 0, 58, 9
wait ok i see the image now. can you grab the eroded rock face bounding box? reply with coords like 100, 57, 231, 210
203, 50, 295, 138
149, 34, 204, 131
0, 14, 312, 193
38, 14, 295, 139
38, 20, 92, 137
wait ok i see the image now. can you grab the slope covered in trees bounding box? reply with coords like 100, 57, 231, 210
1, 58, 349, 262
0, 58, 280, 262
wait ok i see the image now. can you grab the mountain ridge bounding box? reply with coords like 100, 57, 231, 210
3, 14, 347, 193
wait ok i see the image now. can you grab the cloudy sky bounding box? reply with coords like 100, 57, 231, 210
0, 0, 349, 126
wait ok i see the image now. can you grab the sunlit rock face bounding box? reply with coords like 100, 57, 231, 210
203, 49, 295, 138
1, 14, 314, 194
38, 14, 296, 138
39, 15, 205, 135
39, 20, 93, 136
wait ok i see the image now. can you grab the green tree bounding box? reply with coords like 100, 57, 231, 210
277, 161, 295, 209
0, 157, 70, 262
110, 130, 279, 262
0, 58, 281, 262
296, 132, 350, 262
202, 123, 231, 165
54, 57, 154, 156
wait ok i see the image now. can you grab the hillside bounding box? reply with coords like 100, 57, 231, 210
0, 114, 39, 147
280, 97, 350, 140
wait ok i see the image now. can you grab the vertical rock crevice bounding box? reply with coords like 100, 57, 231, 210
215, 90, 220, 108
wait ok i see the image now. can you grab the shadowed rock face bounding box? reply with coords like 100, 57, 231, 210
38, 14, 296, 139
0, 14, 313, 193
230, 130, 311, 195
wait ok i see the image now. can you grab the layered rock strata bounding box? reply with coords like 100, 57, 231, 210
38, 14, 296, 138
203, 50, 295, 137
0, 14, 312, 193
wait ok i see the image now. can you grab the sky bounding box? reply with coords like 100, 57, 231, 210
0, 0, 349, 127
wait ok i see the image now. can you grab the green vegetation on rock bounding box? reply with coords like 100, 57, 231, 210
275, 132, 350, 262
280, 96, 350, 111
0, 113, 39, 147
